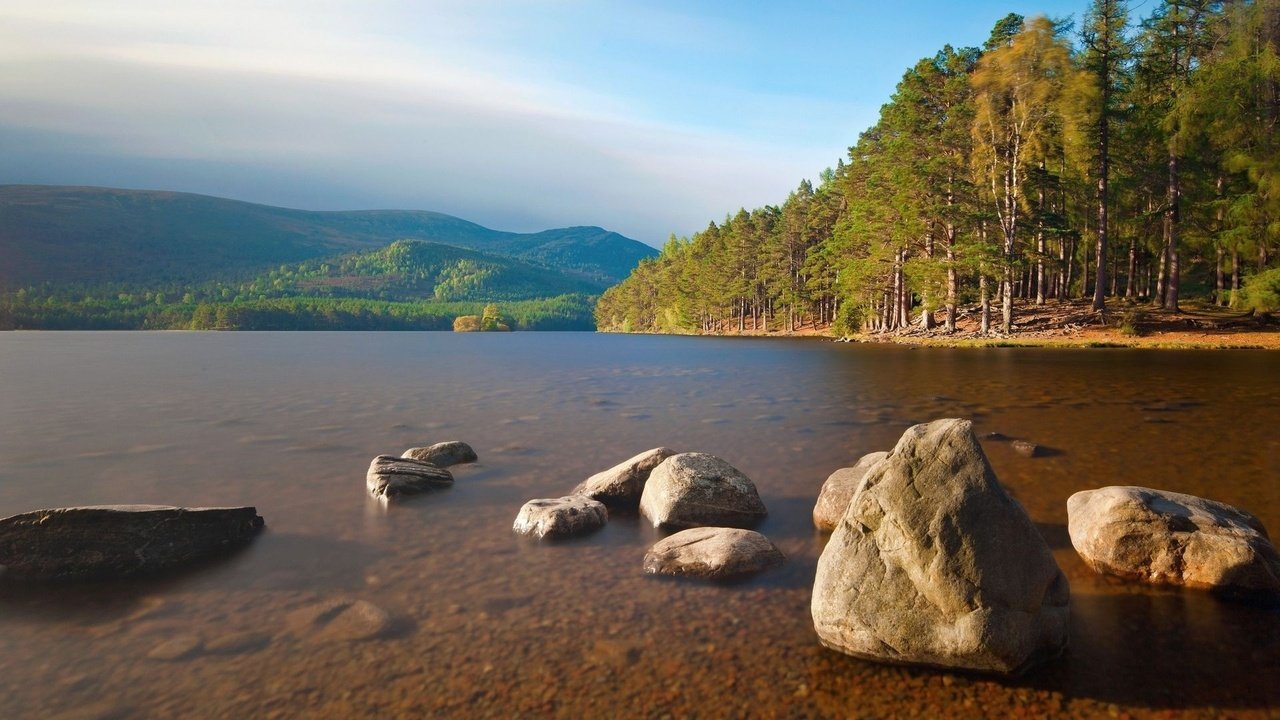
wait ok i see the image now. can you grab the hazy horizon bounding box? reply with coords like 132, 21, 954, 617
1, 1, 1082, 247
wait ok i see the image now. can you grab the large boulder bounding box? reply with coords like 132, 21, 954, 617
1068, 485, 1280, 595
0, 505, 264, 580
812, 419, 1069, 676
402, 441, 477, 468
813, 451, 889, 531
573, 447, 677, 510
367, 455, 453, 500
639, 453, 767, 530
643, 527, 784, 580
512, 496, 608, 540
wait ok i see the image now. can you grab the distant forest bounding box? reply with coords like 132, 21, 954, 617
0, 240, 597, 331
597, 2, 1280, 335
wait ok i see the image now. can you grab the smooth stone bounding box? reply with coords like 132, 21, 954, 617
639, 453, 767, 530
1068, 485, 1280, 595
1011, 440, 1038, 457
146, 635, 203, 661
513, 496, 608, 539
812, 418, 1069, 676
643, 527, 785, 580
812, 451, 889, 531
205, 630, 272, 655
572, 447, 677, 510
401, 441, 477, 468
366, 455, 453, 500
0, 505, 264, 580
285, 598, 393, 643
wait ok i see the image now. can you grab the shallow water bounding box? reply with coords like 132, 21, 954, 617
0, 332, 1277, 718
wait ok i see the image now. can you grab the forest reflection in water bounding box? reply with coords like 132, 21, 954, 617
0, 332, 1276, 718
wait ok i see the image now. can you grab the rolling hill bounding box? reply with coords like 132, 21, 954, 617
0, 185, 657, 288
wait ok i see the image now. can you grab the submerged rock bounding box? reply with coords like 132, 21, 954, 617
1011, 440, 1039, 458
367, 455, 453, 500
513, 496, 608, 539
573, 447, 677, 510
812, 451, 889, 531
812, 419, 1069, 676
644, 527, 784, 580
401, 441, 477, 468
639, 453, 767, 530
1068, 486, 1280, 595
146, 635, 203, 661
285, 598, 394, 643
0, 505, 264, 581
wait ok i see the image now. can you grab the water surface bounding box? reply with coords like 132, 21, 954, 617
0, 332, 1277, 718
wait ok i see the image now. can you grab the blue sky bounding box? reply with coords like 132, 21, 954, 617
2, 0, 1093, 245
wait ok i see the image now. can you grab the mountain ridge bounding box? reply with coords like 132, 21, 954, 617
0, 184, 657, 288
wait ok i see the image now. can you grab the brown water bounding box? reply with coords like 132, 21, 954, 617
0, 332, 1277, 719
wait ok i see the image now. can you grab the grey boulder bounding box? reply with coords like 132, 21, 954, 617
1068, 485, 1280, 595
643, 527, 784, 580
0, 505, 264, 580
813, 451, 889, 531
639, 453, 767, 530
367, 455, 453, 500
513, 496, 608, 539
812, 419, 1069, 676
573, 447, 677, 510
402, 441, 477, 468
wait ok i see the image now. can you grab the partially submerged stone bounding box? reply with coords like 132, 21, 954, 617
0, 505, 264, 581
1068, 485, 1280, 595
1011, 440, 1039, 458
644, 527, 784, 580
812, 451, 889, 531
401, 441, 477, 468
367, 455, 453, 500
573, 447, 677, 510
812, 419, 1069, 676
639, 453, 767, 530
513, 496, 608, 539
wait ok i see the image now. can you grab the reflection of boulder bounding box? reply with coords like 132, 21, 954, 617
644, 527, 784, 580
573, 447, 676, 510
639, 453, 767, 529
0, 505, 264, 580
812, 419, 1069, 676
1069, 485, 1280, 595
812, 451, 888, 531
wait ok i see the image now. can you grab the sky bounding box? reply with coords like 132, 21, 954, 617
1, 0, 1091, 246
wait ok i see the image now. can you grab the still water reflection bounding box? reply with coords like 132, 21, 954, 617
0, 332, 1276, 718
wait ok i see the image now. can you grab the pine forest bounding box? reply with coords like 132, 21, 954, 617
596, 1, 1280, 336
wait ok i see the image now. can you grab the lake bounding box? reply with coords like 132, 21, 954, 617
0, 332, 1277, 718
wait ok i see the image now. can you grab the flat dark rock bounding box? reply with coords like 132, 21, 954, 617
0, 505, 264, 581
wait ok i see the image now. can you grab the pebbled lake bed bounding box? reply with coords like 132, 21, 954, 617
0, 332, 1277, 718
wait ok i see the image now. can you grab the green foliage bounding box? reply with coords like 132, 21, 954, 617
598, 3, 1280, 336
1241, 267, 1280, 312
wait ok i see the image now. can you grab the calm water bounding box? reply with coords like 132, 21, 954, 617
0, 332, 1277, 719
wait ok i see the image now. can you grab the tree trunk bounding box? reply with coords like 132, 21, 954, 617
980, 273, 991, 335
1231, 249, 1240, 307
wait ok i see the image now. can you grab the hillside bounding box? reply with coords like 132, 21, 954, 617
255, 239, 606, 302
0, 185, 657, 288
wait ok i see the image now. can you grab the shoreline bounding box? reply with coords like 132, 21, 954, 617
607, 299, 1280, 349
